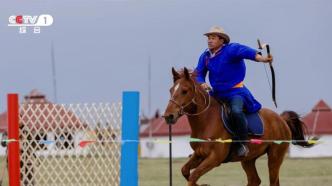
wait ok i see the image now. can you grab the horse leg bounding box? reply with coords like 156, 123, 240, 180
182, 153, 202, 181
187, 153, 218, 186
267, 145, 289, 186
241, 158, 261, 186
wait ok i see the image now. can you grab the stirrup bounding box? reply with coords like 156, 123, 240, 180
237, 144, 249, 157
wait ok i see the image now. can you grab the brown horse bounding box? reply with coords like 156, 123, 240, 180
163, 67, 316, 186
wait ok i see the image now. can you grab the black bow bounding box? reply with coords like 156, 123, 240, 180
257, 39, 277, 108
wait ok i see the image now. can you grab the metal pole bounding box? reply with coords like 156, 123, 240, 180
169, 124, 173, 186
120, 92, 140, 186
148, 57, 152, 156
148, 56, 151, 116
7, 94, 20, 186
51, 41, 58, 103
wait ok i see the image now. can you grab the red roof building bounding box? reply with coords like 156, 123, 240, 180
141, 99, 332, 137
139, 115, 193, 158
0, 112, 8, 133
302, 100, 332, 135
0, 90, 86, 133
140, 116, 191, 137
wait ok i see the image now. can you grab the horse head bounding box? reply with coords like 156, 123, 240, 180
163, 67, 208, 124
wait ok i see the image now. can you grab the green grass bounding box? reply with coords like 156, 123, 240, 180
1, 156, 331, 185
139, 156, 332, 186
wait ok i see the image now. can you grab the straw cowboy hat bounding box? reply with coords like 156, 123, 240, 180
204, 26, 230, 44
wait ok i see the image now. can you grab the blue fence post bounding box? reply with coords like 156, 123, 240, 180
120, 91, 139, 186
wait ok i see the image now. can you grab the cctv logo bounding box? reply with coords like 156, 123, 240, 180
8, 14, 53, 34
8, 14, 53, 26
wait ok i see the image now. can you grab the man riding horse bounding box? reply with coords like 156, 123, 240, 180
195, 26, 273, 157
163, 26, 316, 186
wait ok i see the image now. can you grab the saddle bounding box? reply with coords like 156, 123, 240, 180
219, 102, 264, 163
220, 103, 264, 136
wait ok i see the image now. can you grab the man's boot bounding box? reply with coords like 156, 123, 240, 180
237, 143, 249, 157
237, 134, 249, 157
232, 112, 249, 157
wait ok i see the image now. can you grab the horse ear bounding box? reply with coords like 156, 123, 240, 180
184, 67, 190, 80
172, 67, 180, 83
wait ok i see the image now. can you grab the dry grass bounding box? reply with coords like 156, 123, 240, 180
139, 156, 332, 186
1, 156, 331, 185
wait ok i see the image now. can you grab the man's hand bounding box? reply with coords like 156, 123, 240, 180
200, 83, 211, 91
255, 53, 273, 63
264, 54, 273, 63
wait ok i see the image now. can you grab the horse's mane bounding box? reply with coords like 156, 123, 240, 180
177, 68, 211, 96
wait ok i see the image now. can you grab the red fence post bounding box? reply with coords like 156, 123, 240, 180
7, 94, 21, 186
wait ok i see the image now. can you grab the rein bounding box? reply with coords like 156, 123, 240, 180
169, 83, 211, 116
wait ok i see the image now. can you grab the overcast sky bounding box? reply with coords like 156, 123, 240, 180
1, 0, 331, 117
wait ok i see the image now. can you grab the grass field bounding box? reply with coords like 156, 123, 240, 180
1, 156, 331, 185
139, 156, 332, 186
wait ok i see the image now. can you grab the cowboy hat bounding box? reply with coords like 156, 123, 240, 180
204, 26, 230, 44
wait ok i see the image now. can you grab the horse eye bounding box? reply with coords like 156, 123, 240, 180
182, 90, 188, 95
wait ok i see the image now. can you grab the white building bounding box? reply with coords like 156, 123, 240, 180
289, 100, 332, 158
140, 116, 193, 158
0, 90, 96, 156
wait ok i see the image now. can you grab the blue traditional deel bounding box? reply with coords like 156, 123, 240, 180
195, 43, 262, 113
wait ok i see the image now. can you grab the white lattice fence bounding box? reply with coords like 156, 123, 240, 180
19, 103, 122, 186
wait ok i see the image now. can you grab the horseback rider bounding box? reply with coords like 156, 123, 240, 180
195, 26, 273, 157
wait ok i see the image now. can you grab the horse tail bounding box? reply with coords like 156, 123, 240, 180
280, 110, 318, 148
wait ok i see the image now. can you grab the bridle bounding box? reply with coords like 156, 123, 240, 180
169, 81, 211, 116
